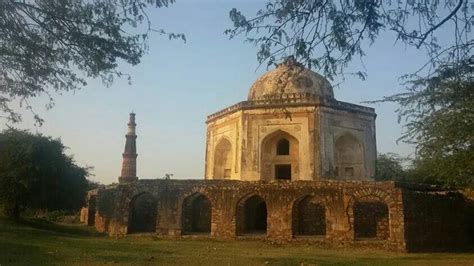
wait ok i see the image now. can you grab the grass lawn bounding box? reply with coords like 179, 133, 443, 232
0, 218, 473, 265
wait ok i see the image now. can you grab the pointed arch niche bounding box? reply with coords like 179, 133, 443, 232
182, 193, 212, 235
236, 194, 268, 235
354, 200, 389, 240
260, 130, 299, 181
334, 134, 365, 179
128, 193, 157, 234
213, 138, 233, 179
292, 196, 326, 237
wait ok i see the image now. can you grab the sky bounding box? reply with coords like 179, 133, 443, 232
1, 0, 438, 184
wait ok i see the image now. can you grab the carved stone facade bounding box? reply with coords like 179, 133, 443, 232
205, 58, 376, 181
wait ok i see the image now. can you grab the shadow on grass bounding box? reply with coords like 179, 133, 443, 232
2, 217, 104, 237
405, 244, 474, 254
0, 241, 54, 265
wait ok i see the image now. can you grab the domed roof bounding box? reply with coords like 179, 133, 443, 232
248, 57, 334, 101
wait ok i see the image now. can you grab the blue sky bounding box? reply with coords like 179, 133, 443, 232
2, 0, 436, 184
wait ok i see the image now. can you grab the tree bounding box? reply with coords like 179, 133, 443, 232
227, 0, 473, 186
0, 0, 184, 125
384, 61, 473, 187
227, 0, 471, 80
87, 180, 102, 191
0, 128, 91, 219
375, 153, 407, 181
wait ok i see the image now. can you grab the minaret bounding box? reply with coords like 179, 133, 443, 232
118, 113, 138, 183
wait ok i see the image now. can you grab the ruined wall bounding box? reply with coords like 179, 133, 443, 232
402, 189, 472, 252
80, 190, 98, 226
93, 179, 407, 251
463, 189, 474, 246
94, 185, 126, 235
89, 180, 473, 251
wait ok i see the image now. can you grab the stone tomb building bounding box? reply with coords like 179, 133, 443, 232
205, 58, 376, 181
83, 59, 472, 252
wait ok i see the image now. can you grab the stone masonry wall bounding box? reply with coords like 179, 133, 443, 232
402, 189, 472, 251
93, 180, 408, 251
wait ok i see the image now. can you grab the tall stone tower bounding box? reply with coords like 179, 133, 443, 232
119, 113, 138, 183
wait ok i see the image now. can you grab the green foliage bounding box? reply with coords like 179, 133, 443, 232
87, 180, 102, 191
20, 209, 80, 223
379, 61, 474, 187
0, 128, 91, 218
375, 153, 407, 181
0, 0, 184, 124
227, 0, 471, 80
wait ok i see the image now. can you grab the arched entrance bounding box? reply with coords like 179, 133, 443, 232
182, 193, 212, 235
128, 193, 157, 234
236, 195, 267, 235
261, 130, 299, 180
292, 196, 326, 236
353, 201, 389, 240
213, 138, 232, 179
335, 134, 364, 179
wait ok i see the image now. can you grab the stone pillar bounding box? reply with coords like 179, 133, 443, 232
119, 113, 138, 183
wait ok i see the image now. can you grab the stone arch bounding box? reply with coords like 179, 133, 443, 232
236, 194, 268, 235
128, 192, 157, 234
346, 189, 393, 241
213, 137, 233, 179
261, 130, 299, 180
292, 196, 326, 237
181, 192, 212, 235
334, 133, 365, 179
353, 200, 389, 240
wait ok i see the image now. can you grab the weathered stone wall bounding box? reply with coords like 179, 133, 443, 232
402, 188, 472, 251
80, 190, 97, 226
95, 185, 124, 235
462, 189, 474, 245
92, 179, 410, 251
80, 207, 88, 223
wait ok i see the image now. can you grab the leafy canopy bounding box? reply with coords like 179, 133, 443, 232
0, 128, 91, 218
375, 153, 407, 181
227, 0, 471, 80
380, 61, 474, 186
0, 0, 184, 124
